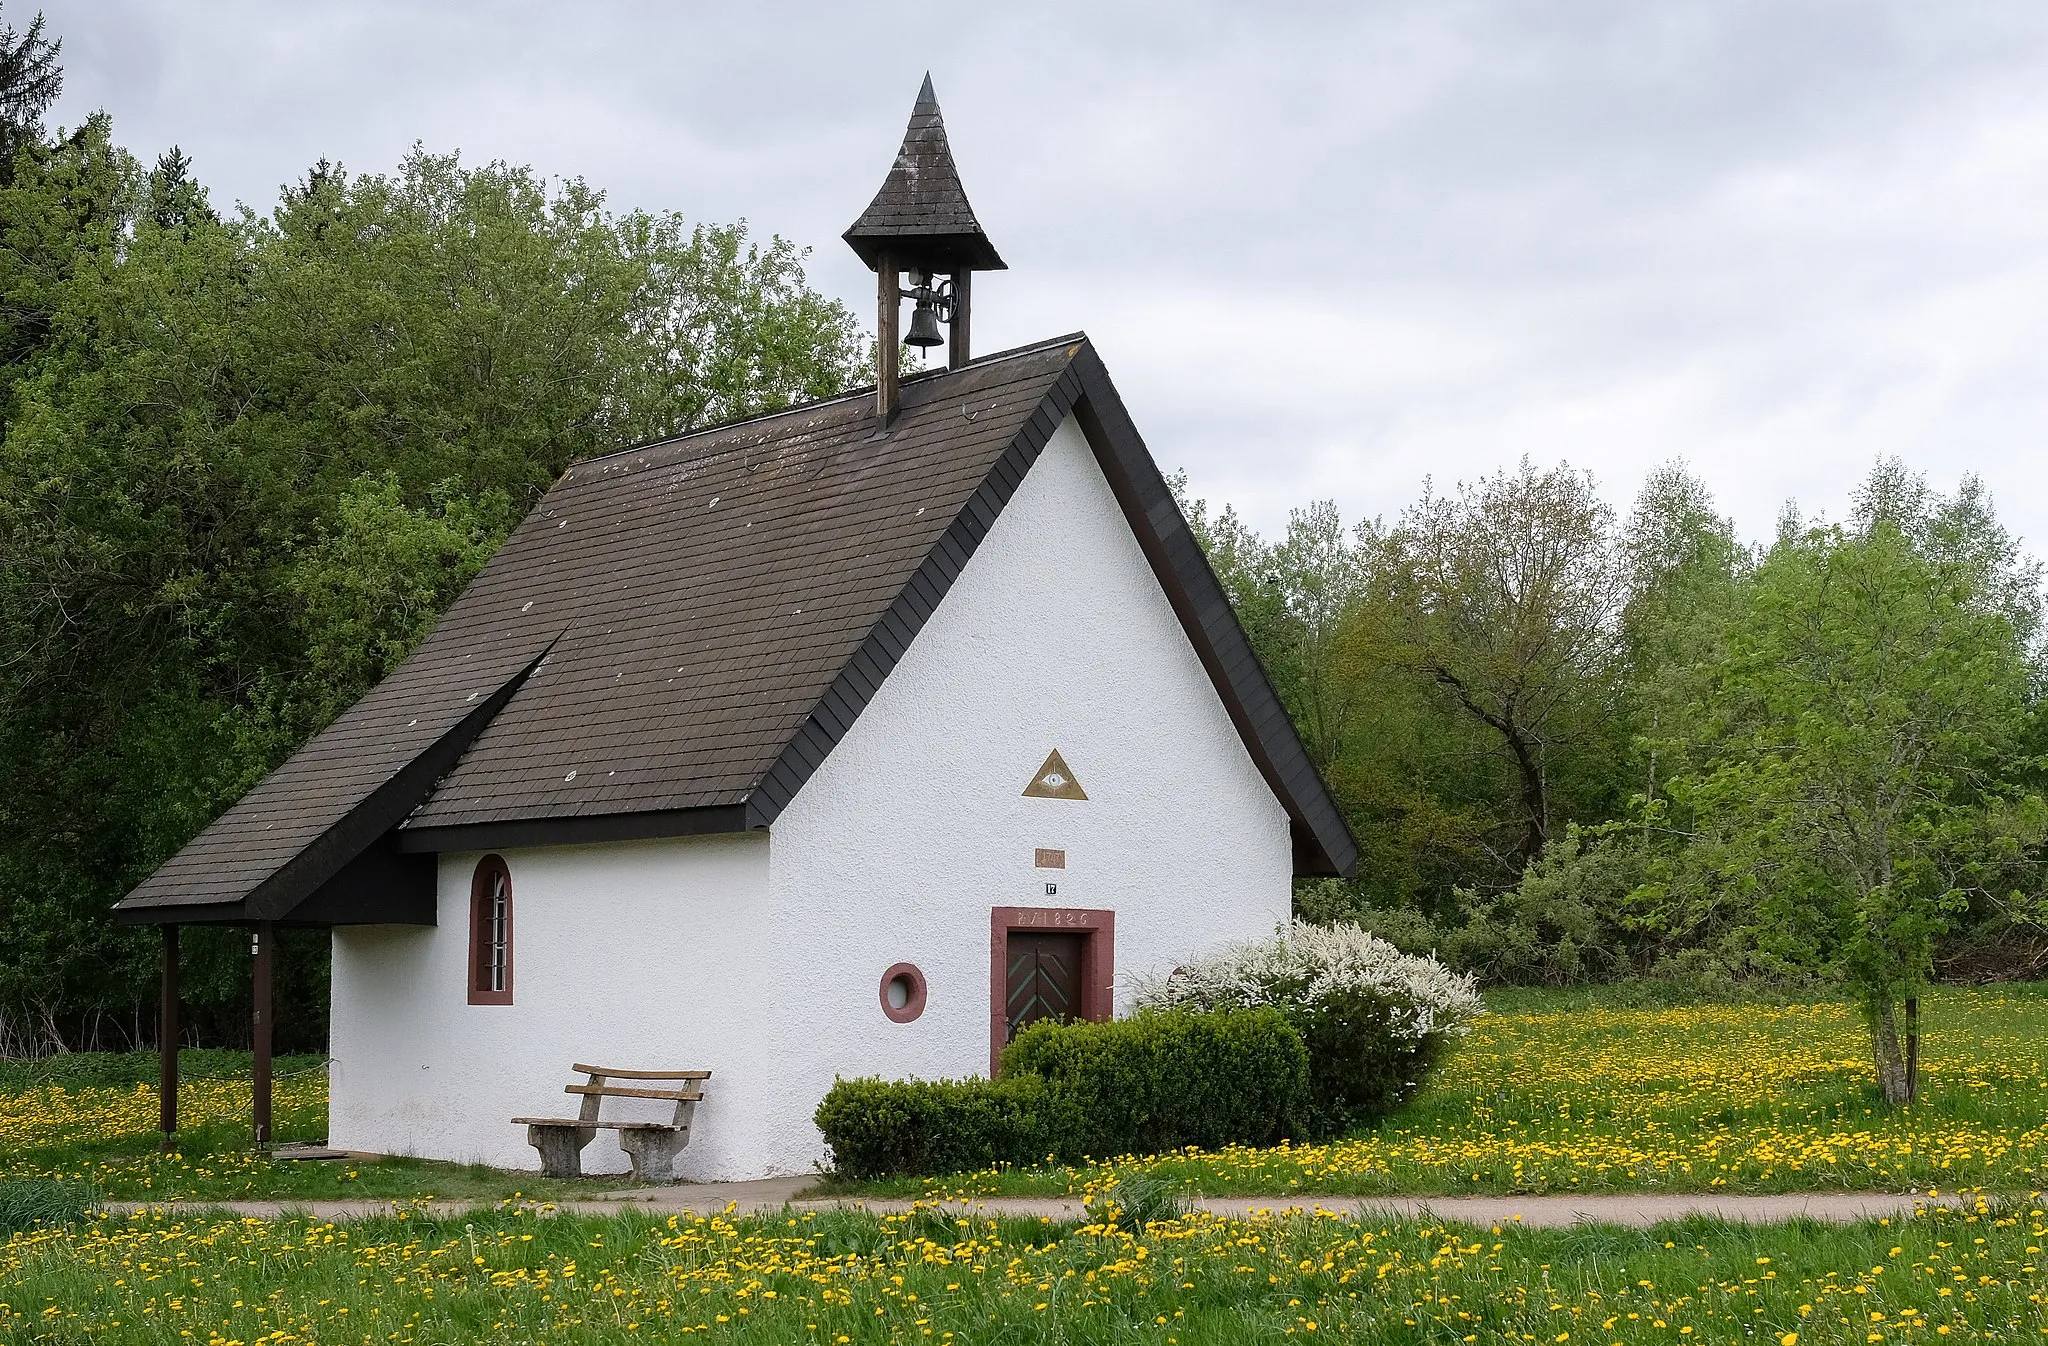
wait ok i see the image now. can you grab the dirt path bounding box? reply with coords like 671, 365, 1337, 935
104, 1183, 1972, 1229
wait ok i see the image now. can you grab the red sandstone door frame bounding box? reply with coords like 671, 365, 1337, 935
989, 906, 1114, 1075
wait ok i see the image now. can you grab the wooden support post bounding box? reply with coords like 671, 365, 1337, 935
875, 251, 899, 423
252, 921, 275, 1146
948, 268, 972, 369
1904, 995, 1919, 1102
158, 924, 179, 1149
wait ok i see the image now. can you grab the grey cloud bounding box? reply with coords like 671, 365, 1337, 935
39, 0, 2048, 547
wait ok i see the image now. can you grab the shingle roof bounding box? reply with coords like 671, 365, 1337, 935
114, 336, 1357, 924
843, 74, 1005, 273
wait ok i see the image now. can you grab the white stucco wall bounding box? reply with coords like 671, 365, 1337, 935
754, 413, 1292, 1173
328, 413, 1292, 1180
329, 832, 775, 1178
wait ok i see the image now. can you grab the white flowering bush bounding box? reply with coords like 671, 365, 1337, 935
1134, 920, 1484, 1134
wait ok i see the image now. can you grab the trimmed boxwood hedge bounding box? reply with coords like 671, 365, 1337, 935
814, 1008, 1307, 1178
1000, 1005, 1305, 1155
811, 1074, 1072, 1180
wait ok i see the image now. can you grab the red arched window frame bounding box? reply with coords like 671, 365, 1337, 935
468, 855, 513, 1005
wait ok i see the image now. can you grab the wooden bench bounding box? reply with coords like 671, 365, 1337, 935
512, 1064, 711, 1182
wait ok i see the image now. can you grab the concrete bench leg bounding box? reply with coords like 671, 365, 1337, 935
527, 1124, 596, 1179
618, 1128, 688, 1183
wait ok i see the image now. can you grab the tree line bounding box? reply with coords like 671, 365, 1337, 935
0, 10, 865, 1054
1, 6, 2039, 1100
1185, 457, 2048, 1100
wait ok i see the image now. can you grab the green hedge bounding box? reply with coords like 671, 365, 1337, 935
1000, 1006, 1305, 1155
814, 1008, 1308, 1178
811, 1074, 1071, 1180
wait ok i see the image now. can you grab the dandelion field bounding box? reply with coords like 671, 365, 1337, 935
0, 1053, 581, 1204
7, 986, 2048, 1209
920, 984, 2048, 1200
4, 1195, 2047, 1342
6, 985, 2048, 1341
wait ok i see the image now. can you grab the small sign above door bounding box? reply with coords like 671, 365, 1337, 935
1023, 749, 1088, 800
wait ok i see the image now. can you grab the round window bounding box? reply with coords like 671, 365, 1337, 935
879, 962, 927, 1023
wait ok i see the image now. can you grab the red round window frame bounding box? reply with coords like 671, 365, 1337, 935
879, 963, 927, 1023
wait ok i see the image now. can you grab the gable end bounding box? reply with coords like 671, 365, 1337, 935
746, 345, 1357, 876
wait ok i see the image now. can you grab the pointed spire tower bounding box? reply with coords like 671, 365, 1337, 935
847, 74, 1006, 420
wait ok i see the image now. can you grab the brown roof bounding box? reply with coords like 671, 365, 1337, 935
843, 74, 1005, 273
114, 336, 1356, 924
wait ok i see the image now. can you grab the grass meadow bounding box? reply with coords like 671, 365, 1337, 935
6, 985, 2048, 1206
4, 985, 2048, 1341
4, 1194, 2045, 1342
0, 1052, 590, 1205
888, 983, 2048, 1202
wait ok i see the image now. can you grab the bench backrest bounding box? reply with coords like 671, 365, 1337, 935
570, 1066, 710, 1128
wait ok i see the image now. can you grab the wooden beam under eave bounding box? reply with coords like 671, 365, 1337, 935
159, 925, 179, 1149
252, 921, 275, 1146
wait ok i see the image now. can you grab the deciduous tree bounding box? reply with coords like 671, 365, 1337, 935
1371, 459, 1627, 864
0, 113, 865, 1050
1656, 474, 2043, 1101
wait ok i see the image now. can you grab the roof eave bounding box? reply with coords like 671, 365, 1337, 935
1061, 346, 1359, 878
391, 802, 764, 855
111, 637, 558, 925
842, 229, 1007, 273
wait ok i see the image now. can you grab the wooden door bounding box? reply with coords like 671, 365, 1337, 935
1004, 932, 1083, 1041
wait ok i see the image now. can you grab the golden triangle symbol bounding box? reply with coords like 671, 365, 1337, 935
1023, 749, 1087, 800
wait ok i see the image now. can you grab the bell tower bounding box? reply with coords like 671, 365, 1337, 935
845, 74, 1007, 421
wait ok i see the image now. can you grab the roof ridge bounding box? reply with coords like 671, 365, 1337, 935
571, 333, 1091, 472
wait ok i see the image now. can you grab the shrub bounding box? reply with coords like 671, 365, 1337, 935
813, 1074, 1069, 1180
1001, 1007, 1306, 1156
815, 1007, 1311, 1178
1133, 920, 1483, 1135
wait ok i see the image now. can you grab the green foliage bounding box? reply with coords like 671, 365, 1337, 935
1291, 987, 1448, 1136
1178, 463, 1638, 922
1185, 451, 2048, 1032
0, 80, 865, 1051
1368, 458, 1629, 866
1080, 1173, 1193, 1226
0, 1177, 89, 1232
283, 473, 511, 724
0, 4, 60, 172
811, 1074, 1063, 1181
815, 1009, 1309, 1179
1000, 1008, 1307, 1153
1643, 484, 2044, 1096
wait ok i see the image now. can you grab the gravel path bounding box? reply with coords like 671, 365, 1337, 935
104, 1183, 1971, 1229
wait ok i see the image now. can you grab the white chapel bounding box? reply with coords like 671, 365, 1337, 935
116, 77, 1357, 1181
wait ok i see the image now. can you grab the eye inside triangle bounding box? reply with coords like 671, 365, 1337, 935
1022, 749, 1087, 800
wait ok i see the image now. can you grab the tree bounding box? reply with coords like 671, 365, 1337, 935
1371, 459, 1627, 864
1656, 473, 2042, 1102
0, 122, 866, 1051
0, 5, 58, 174
1178, 487, 1372, 771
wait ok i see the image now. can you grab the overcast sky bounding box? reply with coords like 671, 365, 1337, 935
38, 1, 2048, 549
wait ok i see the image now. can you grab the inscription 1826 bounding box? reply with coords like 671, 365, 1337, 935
1010, 907, 1094, 928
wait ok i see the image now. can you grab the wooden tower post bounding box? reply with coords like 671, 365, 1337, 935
875, 251, 899, 420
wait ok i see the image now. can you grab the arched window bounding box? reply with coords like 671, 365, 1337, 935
468, 855, 513, 1005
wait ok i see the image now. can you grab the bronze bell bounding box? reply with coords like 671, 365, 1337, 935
905, 298, 945, 348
